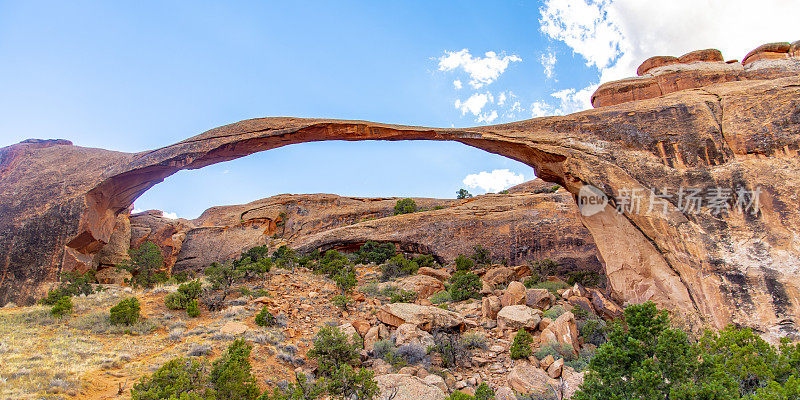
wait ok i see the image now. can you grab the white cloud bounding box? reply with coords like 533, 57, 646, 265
497, 92, 507, 106
477, 110, 499, 123
540, 0, 800, 95
540, 51, 557, 79
531, 101, 554, 118
455, 92, 493, 116
438, 49, 522, 89
162, 211, 179, 220
463, 169, 526, 193
453, 79, 463, 89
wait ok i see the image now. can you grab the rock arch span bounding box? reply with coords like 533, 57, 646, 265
2, 54, 800, 339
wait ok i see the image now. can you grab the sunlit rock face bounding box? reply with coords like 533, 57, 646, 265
1, 40, 800, 341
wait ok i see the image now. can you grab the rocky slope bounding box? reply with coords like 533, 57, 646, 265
1, 40, 800, 339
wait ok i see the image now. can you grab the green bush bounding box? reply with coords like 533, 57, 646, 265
393, 198, 417, 215
131, 357, 212, 400
535, 342, 576, 362
566, 271, 601, 287
431, 330, 472, 368
449, 271, 481, 302
40, 271, 97, 305
543, 305, 566, 320
315, 250, 350, 277
525, 279, 568, 296
454, 254, 474, 272
271, 245, 299, 269
109, 297, 141, 326
573, 302, 800, 400
333, 266, 358, 294
255, 305, 277, 327
510, 329, 533, 359
50, 296, 73, 317
332, 294, 350, 310
429, 290, 452, 304
526, 259, 559, 285
121, 241, 168, 289
258, 372, 325, 400
380, 254, 419, 281
411, 254, 438, 269
470, 245, 492, 265
356, 241, 396, 264
165, 280, 203, 310
389, 289, 417, 303
307, 326, 360, 377
210, 339, 260, 400
456, 188, 472, 199
474, 382, 494, 400
323, 364, 379, 399
205, 260, 243, 294
187, 299, 200, 318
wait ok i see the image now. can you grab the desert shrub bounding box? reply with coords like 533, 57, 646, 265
356, 241, 396, 265
526, 259, 559, 285
210, 339, 260, 400
297, 248, 321, 269
429, 290, 452, 304
393, 198, 417, 215
372, 339, 397, 360
40, 271, 97, 305
389, 289, 417, 303
255, 305, 277, 327
121, 241, 168, 288
454, 254, 474, 272
543, 305, 566, 320
461, 333, 487, 350
332, 294, 350, 311
510, 329, 533, 359
535, 342, 576, 362
109, 297, 141, 326
447, 391, 474, 400
258, 372, 325, 400
314, 250, 350, 277
449, 271, 481, 302
187, 299, 200, 318
573, 302, 800, 400
307, 325, 360, 377
526, 279, 568, 296
474, 382, 494, 400
360, 282, 380, 296
578, 318, 609, 347
172, 271, 189, 283
396, 343, 428, 365
205, 261, 242, 294
234, 245, 273, 280
380, 254, 419, 281
470, 245, 492, 265
324, 364, 379, 399
456, 188, 472, 199
271, 245, 299, 269
566, 271, 602, 287
50, 296, 73, 317
564, 347, 596, 372
411, 254, 438, 269
165, 280, 203, 310
333, 266, 358, 294
431, 330, 471, 368
131, 357, 212, 400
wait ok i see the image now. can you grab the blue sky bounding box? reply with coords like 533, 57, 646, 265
1, 1, 796, 218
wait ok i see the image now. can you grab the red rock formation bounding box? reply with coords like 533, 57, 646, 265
2, 40, 800, 341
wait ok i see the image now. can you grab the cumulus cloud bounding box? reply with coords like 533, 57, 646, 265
530, 101, 554, 118
538, 0, 800, 107
438, 49, 522, 89
477, 110, 498, 123
540, 51, 558, 79
455, 92, 493, 116
162, 211, 179, 220
453, 79, 463, 89
463, 169, 526, 193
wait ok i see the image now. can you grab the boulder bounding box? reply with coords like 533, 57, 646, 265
678, 48, 723, 63
791, 40, 800, 57
364, 325, 380, 352
637, 55, 679, 75
377, 303, 463, 331
494, 386, 518, 400
482, 295, 502, 319
743, 51, 788, 65
497, 305, 541, 331
547, 358, 563, 378
567, 296, 594, 315
339, 323, 360, 346
540, 354, 554, 370
507, 363, 557, 398
482, 267, 515, 290
352, 320, 371, 337
394, 323, 435, 348
525, 288, 555, 310
562, 366, 586, 399
501, 281, 527, 307
588, 289, 623, 319
95, 267, 132, 285
220, 321, 248, 336
376, 374, 446, 400
541, 311, 579, 355
743, 42, 791, 65
422, 374, 448, 393
418, 267, 450, 281
380, 275, 445, 299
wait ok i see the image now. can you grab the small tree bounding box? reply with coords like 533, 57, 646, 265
110, 297, 141, 326
186, 299, 200, 318
454, 254, 474, 272
307, 326, 360, 377
165, 280, 203, 310
456, 189, 472, 199
334, 266, 358, 294
380, 254, 419, 281
449, 271, 481, 302
470, 245, 491, 265
510, 329, 533, 359
131, 358, 212, 400
356, 241, 397, 265
393, 198, 417, 215
50, 296, 73, 317
122, 241, 167, 288
255, 305, 277, 327
210, 339, 260, 400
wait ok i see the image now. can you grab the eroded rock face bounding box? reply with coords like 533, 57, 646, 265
2, 40, 800, 341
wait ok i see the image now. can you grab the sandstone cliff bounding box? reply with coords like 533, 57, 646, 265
1, 40, 800, 340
